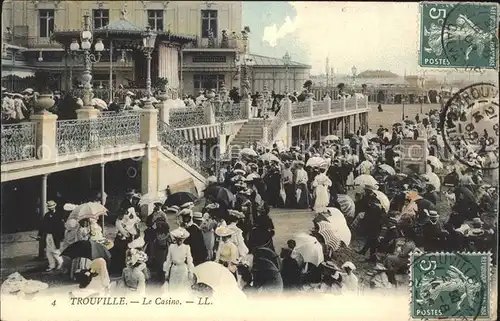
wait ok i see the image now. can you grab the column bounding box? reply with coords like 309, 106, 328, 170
286, 123, 292, 148
41, 174, 48, 216
328, 119, 331, 135
353, 115, 357, 133
308, 123, 312, 146
341, 117, 345, 140
317, 122, 321, 141
140, 108, 159, 217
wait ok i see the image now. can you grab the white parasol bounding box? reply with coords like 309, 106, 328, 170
91, 98, 108, 110
138, 191, 167, 206
378, 164, 396, 175
68, 202, 108, 222
423, 172, 441, 191
427, 156, 443, 169
323, 207, 351, 246
323, 135, 340, 142
260, 153, 280, 163
240, 148, 258, 157
293, 233, 324, 266
372, 190, 390, 212
306, 156, 325, 167
193, 261, 239, 291
353, 174, 378, 187
357, 160, 374, 175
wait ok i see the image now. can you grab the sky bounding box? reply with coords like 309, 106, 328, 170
242, 2, 424, 76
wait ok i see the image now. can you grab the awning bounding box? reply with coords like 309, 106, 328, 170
1, 70, 36, 78
175, 124, 220, 141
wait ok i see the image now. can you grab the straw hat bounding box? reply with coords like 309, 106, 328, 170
46, 200, 57, 209
228, 210, 245, 219
165, 205, 180, 213
63, 203, 77, 211
427, 210, 439, 218
205, 203, 220, 210
233, 169, 246, 175
234, 181, 247, 189
192, 212, 203, 220
238, 188, 252, 196
126, 91, 135, 96
170, 227, 190, 240
215, 226, 235, 237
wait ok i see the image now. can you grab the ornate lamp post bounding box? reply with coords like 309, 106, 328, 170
283, 51, 291, 95
351, 65, 357, 93
69, 13, 105, 109
141, 25, 157, 109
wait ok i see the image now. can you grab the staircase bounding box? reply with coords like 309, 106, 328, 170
228, 118, 268, 158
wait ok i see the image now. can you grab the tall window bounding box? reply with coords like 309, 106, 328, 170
193, 74, 225, 92
93, 9, 109, 29
39, 9, 54, 38
201, 10, 217, 38
148, 10, 164, 31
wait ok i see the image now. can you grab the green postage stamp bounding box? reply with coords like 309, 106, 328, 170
419, 2, 498, 69
410, 252, 491, 319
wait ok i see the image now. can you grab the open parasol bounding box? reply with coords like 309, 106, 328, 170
240, 148, 258, 157
337, 194, 355, 218
372, 190, 391, 212
422, 172, 441, 191
68, 202, 108, 222
378, 164, 396, 175
293, 233, 324, 266
193, 261, 239, 291
61, 240, 111, 262
354, 174, 378, 187
260, 153, 281, 163
316, 221, 342, 251
203, 185, 235, 209
306, 156, 325, 167
138, 191, 167, 206
427, 156, 443, 170
164, 191, 198, 207
91, 98, 108, 110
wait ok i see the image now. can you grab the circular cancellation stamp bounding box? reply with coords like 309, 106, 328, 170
440, 82, 499, 170
410, 252, 492, 320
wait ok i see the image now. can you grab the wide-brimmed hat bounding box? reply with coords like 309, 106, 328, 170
47, 200, 57, 209
471, 217, 483, 228
165, 205, 180, 213
234, 181, 247, 189
373, 263, 388, 271
180, 201, 194, 209
341, 261, 356, 271
215, 226, 235, 237
170, 227, 190, 240
427, 210, 439, 218
245, 173, 260, 182
177, 209, 193, 218
12, 93, 24, 99
233, 169, 246, 175
205, 203, 220, 210
238, 188, 253, 196
192, 212, 203, 220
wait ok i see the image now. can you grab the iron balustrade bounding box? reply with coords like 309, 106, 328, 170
1, 122, 37, 163
56, 114, 140, 155
169, 107, 207, 128
214, 102, 245, 122
157, 116, 211, 177
291, 102, 310, 120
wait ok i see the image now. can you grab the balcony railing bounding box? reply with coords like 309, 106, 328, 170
169, 107, 207, 128
214, 102, 246, 122
1, 122, 37, 163
56, 114, 140, 155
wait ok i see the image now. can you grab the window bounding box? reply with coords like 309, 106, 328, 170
193, 74, 225, 92
201, 10, 217, 38
39, 9, 54, 38
93, 9, 109, 29
148, 10, 164, 31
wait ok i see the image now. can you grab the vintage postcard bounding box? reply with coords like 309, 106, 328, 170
1, 1, 498, 321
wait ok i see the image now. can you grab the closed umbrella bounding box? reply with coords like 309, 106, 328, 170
68, 202, 108, 222
61, 240, 111, 262
354, 174, 378, 187
378, 164, 396, 175
164, 192, 198, 207
260, 153, 281, 163
240, 148, 258, 157
427, 156, 443, 169
293, 233, 324, 266
306, 156, 325, 167
193, 261, 239, 290
139, 191, 167, 206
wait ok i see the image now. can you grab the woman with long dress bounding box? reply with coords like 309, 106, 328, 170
199, 213, 217, 261
162, 228, 194, 294
118, 249, 148, 297
312, 167, 332, 213
72, 258, 112, 297
295, 162, 310, 209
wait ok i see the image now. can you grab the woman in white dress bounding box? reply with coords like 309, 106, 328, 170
312, 166, 332, 213
163, 228, 194, 293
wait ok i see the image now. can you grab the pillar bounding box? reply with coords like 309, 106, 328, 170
158, 98, 173, 124
342, 98, 347, 111
31, 113, 58, 161
139, 108, 159, 216
244, 98, 252, 120
308, 123, 312, 146
341, 117, 345, 140
76, 108, 100, 119
41, 174, 48, 216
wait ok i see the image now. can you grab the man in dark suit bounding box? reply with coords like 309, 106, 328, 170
180, 210, 208, 266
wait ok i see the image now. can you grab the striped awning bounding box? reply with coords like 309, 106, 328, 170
175, 124, 220, 141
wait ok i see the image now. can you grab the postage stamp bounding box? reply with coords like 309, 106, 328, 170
419, 2, 499, 69
440, 82, 499, 170
410, 252, 491, 319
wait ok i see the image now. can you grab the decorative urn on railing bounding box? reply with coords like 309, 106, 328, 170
33, 71, 55, 114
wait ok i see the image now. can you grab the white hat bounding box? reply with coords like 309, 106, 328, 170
170, 227, 190, 239
193, 212, 203, 220
215, 226, 235, 237
165, 205, 180, 213
205, 203, 220, 210
207, 176, 217, 184
228, 210, 245, 219
233, 169, 246, 175
65, 218, 79, 230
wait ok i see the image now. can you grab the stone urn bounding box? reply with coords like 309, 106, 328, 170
35, 93, 55, 114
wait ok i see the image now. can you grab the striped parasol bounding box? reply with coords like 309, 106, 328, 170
317, 221, 341, 251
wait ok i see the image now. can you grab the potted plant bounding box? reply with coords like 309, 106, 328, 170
34, 71, 55, 114
154, 77, 169, 101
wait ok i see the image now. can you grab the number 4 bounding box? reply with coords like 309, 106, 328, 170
429, 8, 447, 20
51, 300, 56, 306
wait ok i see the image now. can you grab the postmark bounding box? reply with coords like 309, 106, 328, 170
419, 2, 498, 69
440, 82, 499, 170
410, 252, 491, 320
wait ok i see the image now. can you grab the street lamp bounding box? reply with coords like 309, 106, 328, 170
283, 51, 291, 95
141, 25, 157, 109
351, 65, 357, 92
69, 13, 105, 109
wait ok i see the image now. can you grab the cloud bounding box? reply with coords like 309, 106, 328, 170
262, 16, 298, 47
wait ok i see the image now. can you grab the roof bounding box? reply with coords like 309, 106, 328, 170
249, 54, 311, 68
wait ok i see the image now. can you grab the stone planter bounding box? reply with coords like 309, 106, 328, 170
156, 92, 169, 102
35, 93, 55, 114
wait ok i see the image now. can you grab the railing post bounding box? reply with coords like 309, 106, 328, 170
307, 96, 314, 117
139, 108, 158, 145
76, 108, 100, 120
343, 98, 347, 111
158, 100, 171, 125
355, 97, 359, 109
31, 113, 58, 161
365, 96, 369, 109
324, 94, 332, 113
